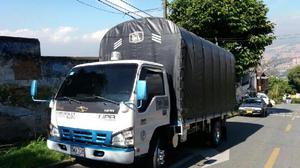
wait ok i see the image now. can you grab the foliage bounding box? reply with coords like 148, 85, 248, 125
292, 98, 300, 104
0, 137, 69, 168
168, 0, 275, 80
0, 84, 52, 107
287, 66, 300, 92
268, 76, 295, 103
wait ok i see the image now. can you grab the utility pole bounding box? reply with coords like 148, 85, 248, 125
162, 0, 167, 18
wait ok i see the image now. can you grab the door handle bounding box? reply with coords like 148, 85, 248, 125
141, 118, 147, 125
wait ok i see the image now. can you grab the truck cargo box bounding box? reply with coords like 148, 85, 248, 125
99, 17, 235, 123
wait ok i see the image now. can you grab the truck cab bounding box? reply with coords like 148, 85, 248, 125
34, 60, 170, 165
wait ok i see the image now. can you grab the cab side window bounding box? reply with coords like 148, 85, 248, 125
139, 67, 165, 112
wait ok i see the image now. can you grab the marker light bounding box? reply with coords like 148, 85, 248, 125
111, 51, 121, 61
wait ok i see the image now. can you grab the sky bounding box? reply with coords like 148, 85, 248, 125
0, 0, 299, 56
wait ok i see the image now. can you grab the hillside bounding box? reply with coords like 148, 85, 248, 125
262, 35, 300, 78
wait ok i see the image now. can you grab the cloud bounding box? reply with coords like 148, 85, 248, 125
0, 27, 108, 56
82, 29, 108, 42
51, 26, 77, 43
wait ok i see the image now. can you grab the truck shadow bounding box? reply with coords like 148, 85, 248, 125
167, 121, 263, 168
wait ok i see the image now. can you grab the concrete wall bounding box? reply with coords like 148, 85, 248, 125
0, 36, 98, 142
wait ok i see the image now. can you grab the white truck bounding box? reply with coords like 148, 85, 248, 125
31, 18, 236, 167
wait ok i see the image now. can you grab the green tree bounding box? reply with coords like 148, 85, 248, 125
268, 76, 295, 102
168, 0, 275, 80
288, 66, 300, 92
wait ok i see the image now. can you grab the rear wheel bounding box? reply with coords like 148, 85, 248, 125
221, 120, 227, 141
211, 120, 222, 147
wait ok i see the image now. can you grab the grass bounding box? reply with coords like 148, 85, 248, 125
0, 137, 70, 168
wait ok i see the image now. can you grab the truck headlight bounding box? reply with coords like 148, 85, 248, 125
49, 124, 60, 137
112, 128, 134, 147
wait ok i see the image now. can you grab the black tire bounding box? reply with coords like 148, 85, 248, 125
221, 121, 227, 141
261, 110, 267, 117
211, 120, 222, 147
147, 135, 166, 168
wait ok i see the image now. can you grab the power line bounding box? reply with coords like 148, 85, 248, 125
103, 0, 145, 18
130, 7, 162, 15
98, 0, 137, 19
142, 7, 162, 12
120, 0, 152, 17
75, 0, 121, 14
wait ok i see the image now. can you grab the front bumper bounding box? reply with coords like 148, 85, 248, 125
239, 109, 263, 115
47, 137, 134, 164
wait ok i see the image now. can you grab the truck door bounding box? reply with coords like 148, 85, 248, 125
134, 67, 170, 156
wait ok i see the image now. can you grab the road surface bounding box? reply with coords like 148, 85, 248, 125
59, 103, 300, 168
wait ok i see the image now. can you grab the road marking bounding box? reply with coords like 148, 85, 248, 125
264, 148, 280, 168
269, 113, 293, 117
285, 123, 292, 132
291, 112, 299, 120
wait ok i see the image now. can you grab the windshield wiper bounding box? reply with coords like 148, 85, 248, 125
85, 96, 119, 105
56, 96, 81, 104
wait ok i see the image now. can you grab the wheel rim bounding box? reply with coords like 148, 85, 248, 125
157, 147, 165, 165
153, 140, 165, 167
214, 123, 221, 144
215, 128, 221, 143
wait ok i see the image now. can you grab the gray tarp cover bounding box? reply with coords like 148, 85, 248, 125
99, 17, 235, 123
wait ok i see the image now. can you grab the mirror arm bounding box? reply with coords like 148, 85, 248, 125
31, 96, 50, 103
122, 101, 139, 112
137, 100, 143, 109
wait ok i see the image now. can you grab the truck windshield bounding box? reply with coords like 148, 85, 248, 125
56, 64, 138, 103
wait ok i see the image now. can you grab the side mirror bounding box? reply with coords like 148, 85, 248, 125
31, 80, 37, 97
30, 80, 49, 103
137, 80, 147, 101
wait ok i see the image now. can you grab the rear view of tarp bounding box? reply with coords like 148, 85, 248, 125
99, 17, 235, 123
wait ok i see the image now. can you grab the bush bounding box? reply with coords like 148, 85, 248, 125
0, 84, 52, 108
268, 77, 296, 103
292, 98, 300, 104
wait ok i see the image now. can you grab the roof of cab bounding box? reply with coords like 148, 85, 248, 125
74, 60, 163, 68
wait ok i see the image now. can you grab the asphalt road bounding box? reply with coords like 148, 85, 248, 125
60, 103, 300, 168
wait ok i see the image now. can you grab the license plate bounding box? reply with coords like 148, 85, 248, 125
246, 110, 253, 114
71, 146, 85, 157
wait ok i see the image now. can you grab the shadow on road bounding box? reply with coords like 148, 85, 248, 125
66, 159, 129, 168
218, 121, 263, 152
169, 121, 263, 168
268, 107, 292, 114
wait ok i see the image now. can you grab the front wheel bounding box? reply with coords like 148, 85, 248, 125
261, 110, 267, 117
147, 136, 166, 168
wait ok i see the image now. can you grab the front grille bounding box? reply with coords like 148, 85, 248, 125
59, 127, 112, 145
